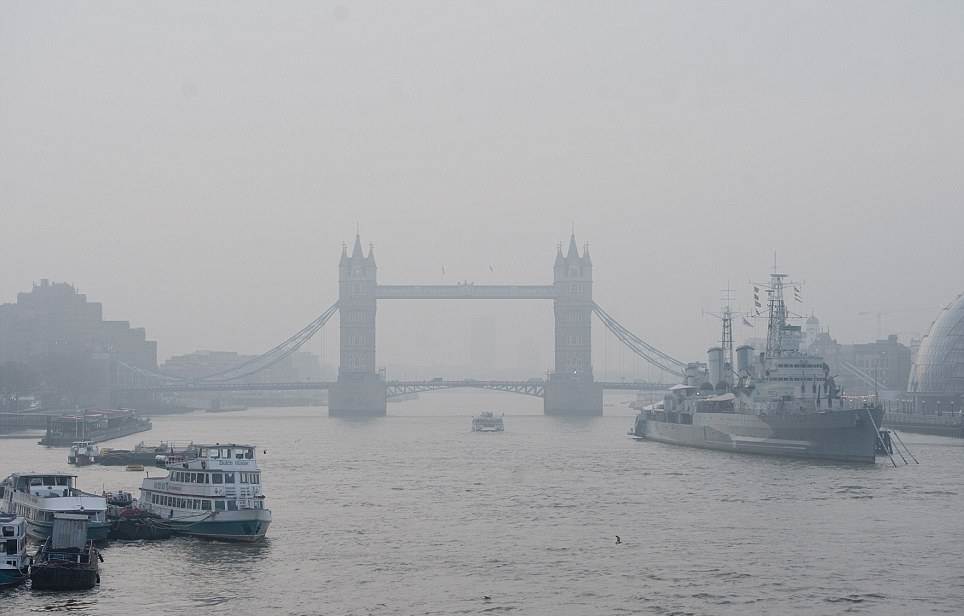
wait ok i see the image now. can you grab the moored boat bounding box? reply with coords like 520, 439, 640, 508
67, 441, 99, 466
0, 514, 29, 588
30, 514, 101, 591
39, 409, 151, 447
629, 272, 888, 464
0, 473, 110, 542
96, 440, 196, 467
138, 443, 271, 541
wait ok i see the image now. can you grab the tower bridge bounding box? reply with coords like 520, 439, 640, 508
112, 233, 685, 416
333, 232, 602, 416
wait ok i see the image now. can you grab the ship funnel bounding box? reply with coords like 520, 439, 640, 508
707, 347, 724, 390
736, 345, 754, 377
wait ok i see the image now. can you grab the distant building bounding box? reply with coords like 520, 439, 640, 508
907, 292, 964, 413
0, 279, 157, 406
160, 350, 321, 383
846, 335, 911, 391
0, 279, 157, 368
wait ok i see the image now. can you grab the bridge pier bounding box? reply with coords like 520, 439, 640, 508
329, 375, 387, 417
544, 376, 603, 416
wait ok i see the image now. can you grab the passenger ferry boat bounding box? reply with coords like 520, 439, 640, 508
472, 411, 504, 432
138, 443, 270, 541
0, 514, 29, 587
67, 441, 99, 466
0, 473, 109, 542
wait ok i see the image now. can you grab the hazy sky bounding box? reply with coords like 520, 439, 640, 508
2, 2, 962, 378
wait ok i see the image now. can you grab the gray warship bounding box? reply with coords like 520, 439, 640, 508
629, 272, 888, 463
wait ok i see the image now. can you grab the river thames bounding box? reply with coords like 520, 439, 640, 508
2, 392, 962, 615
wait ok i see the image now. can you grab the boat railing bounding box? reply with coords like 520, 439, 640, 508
45, 550, 92, 565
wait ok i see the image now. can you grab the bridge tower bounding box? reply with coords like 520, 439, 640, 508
329, 234, 387, 416
545, 234, 603, 415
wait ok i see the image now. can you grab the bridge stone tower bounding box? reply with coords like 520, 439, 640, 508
329, 234, 387, 416
545, 234, 603, 415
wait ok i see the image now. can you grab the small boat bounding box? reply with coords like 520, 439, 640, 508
125, 464, 145, 472
96, 440, 196, 467
103, 491, 133, 507
204, 405, 248, 413
472, 411, 504, 432
0, 514, 29, 588
0, 473, 110, 542
67, 441, 99, 466
30, 514, 101, 590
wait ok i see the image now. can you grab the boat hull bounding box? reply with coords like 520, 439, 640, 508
633, 407, 883, 464
162, 512, 271, 542
0, 568, 28, 588
30, 565, 99, 590
26, 519, 111, 543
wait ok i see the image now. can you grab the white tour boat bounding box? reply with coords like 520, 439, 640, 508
138, 443, 271, 542
472, 411, 504, 432
0, 473, 109, 542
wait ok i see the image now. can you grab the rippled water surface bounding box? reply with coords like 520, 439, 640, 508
2, 393, 962, 615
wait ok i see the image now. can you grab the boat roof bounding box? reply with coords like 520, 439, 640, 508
4, 471, 77, 478
669, 384, 697, 391
195, 443, 255, 448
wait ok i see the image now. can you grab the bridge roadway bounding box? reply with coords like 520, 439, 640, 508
115, 379, 668, 399
375, 285, 557, 300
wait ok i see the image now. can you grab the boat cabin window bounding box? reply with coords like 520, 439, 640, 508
220, 447, 230, 459
244, 448, 253, 459
227, 501, 238, 511
212, 473, 223, 484
201, 500, 211, 511
5, 539, 16, 554
214, 501, 225, 511
224, 473, 235, 484
2, 526, 14, 538
208, 448, 219, 459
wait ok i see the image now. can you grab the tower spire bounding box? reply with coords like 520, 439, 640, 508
566, 232, 579, 259
351, 232, 363, 258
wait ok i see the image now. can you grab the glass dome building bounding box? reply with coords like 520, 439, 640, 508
908, 292, 964, 413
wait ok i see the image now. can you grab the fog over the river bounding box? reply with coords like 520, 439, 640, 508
3, 2, 962, 378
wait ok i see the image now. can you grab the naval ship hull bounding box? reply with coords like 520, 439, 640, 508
633, 407, 884, 464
